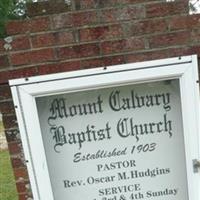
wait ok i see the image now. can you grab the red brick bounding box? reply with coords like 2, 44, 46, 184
96, 0, 145, 8
80, 0, 147, 9
0, 55, 9, 68
11, 36, 30, 51
0, 67, 38, 84
186, 15, 200, 29
103, 55, 126, 66
169, 15, 188, 31
58, 61, 81, 72
170, 15, 200, 31
27, 0, 71, 17
80, 24, 123, 42
6, 17, 50, 35
0, 71, 9, 84
71, 11, 98, 26
167, 47, 190, 58
188, 45, 200, 55
0, 101, 15, 114
19, 193, 33, 200
5, 129, 20, 143
80, 26, 108, 41
9, 67, 38, 79
32, 33, 54, 48
31, 31, 74, 48
37, 63, 63, 75
52, 13, 73, 29
146, 1, 188, 18
30, 16, 51, 33
100, 5, 145, 23
149, 31, 191, 48
0, 39, 5, 52
98, 0, 118, 7
130, 18, 168, 36
0, 84, 12, 101
79, 0, 96, 9
3, 115, 17, 129
126, 49, 169, 63
14, 168, 29, 180
57, 43, 100, 59
16, 181, 29, 193
80, 43, 100, 58
81, 58, 103, 69
10, 52, 30, 66
10, 48, 55, 66
38, 61, 81, 75
56, 31, 74, 44
57, 46, 78, 59
8, 142, 22, 154
94, 0, 127, 8
191, 29, 200, 43
11, 156, 25, 168
101, 38, 145, 54
6, 20, 29, 35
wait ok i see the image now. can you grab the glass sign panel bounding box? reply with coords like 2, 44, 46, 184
36, 79, 188, 200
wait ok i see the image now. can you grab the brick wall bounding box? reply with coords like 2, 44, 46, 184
0, 0, 199, 199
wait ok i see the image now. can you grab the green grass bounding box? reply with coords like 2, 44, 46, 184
0, 119, 18, 200
0, 150, 18, 200
0, 121, 3, 134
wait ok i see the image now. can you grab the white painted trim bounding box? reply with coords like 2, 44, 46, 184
9, 55, 192, 86
10, 87, 41, 200
9, 55, 200, 200
179, 56, 200, 200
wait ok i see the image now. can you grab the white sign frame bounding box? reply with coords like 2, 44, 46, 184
9, 55, 200, 200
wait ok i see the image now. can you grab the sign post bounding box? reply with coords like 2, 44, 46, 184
10, 55, 200, 200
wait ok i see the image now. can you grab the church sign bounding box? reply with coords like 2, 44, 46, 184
10, 55, 200, 200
